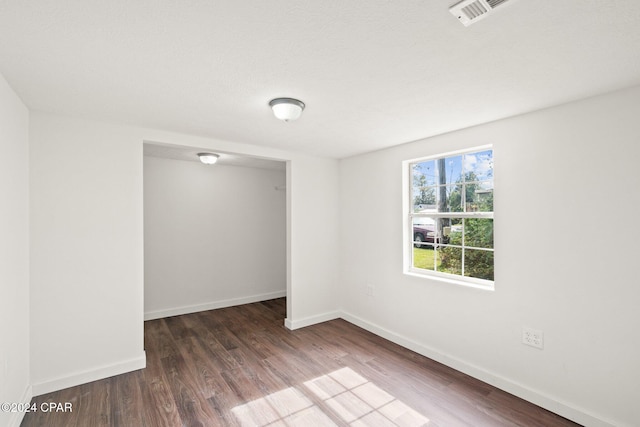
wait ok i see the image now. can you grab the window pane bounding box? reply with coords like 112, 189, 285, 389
435, 185, 462, 212
412, 161, 437, 186
412, 218, 437, 248
412, 186, 436, 212
436, 246, 462, 275
465, 181, 493, 212
464, 218, 493, 249
413, 245, 437, 270
414, 217, 453, 245
446, 218, 463, 245
436, 155, 462, 186
412, 161, 437, 211
464, 249, 494, 281
464, 150, 493, 181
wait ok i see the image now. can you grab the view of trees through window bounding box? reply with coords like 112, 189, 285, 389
409, 148, 494, 283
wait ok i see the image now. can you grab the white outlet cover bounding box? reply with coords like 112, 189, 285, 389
522, 327, 544, 349
365, 283, 375, 296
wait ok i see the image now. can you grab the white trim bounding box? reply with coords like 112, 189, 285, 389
408, 143, 493, 163
404, 270, 494, 290
340, 310, 618, 427
6, 384, 32, 427
412, 211, 493, 218
24, 303, 620, 426
403, 146, 495, 288
274, 307, 618, 425
144, 290, 286, 320
31, 353, 146, 396
284, 311, 341, 330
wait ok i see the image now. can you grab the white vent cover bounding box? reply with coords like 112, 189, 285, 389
449, 0, 512, 26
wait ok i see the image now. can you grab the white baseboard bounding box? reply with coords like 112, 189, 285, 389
24, 302, 619, 426
340, 311, 618, 427
144, 290, 286, 321
284, 310, 341, 330
6, 384, 32, 427
32, 352, 146, 396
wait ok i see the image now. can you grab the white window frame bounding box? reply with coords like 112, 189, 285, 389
402, 145, 494, 290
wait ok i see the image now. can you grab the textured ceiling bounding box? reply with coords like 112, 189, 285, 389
2, 1, 640, 158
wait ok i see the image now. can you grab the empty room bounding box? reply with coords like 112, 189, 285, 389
1, 1, 639, 426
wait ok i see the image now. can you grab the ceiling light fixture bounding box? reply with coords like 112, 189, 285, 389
269, 98, 305, 122
197, 153, 219, 164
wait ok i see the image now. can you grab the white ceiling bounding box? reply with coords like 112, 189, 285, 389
2, 1, 640, 159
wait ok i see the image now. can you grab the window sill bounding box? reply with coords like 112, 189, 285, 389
404, 269, 495, 291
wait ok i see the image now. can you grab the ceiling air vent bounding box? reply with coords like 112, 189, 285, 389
449, 0, 512, 27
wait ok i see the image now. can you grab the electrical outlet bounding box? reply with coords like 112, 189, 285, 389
522, 327, 544, 349
365, 283, 375, 297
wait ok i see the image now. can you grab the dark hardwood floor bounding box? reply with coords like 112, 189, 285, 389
21, 298, 580, 426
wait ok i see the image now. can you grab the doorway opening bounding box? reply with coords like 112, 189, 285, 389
142, 142, 288, 322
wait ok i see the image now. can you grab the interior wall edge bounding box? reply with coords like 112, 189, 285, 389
284, 310, 341, 330
144, 290, 286, 321
6, 384, 32, 427
31, 352, 146, 397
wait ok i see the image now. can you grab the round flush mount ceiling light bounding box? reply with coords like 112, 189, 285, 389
269, 98, 305, 122
197, 153, 219, 164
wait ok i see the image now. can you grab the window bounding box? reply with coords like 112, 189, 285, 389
404, 146, 494, 289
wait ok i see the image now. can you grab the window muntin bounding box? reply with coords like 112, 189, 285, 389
406, 147, 494, 288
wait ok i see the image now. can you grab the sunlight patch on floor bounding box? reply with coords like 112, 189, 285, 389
231, 387, 335, 426
231, 367, 429, 426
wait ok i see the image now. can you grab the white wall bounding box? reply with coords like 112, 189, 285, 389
28, 112, 340, 394
144, 156, 286, 319
286, 157, 341, 328
0, 73, 30, 427
339, 86, 640, 427
29, 114, 147, 394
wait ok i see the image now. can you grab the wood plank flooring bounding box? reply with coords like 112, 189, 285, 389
21, 298, 581, 426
